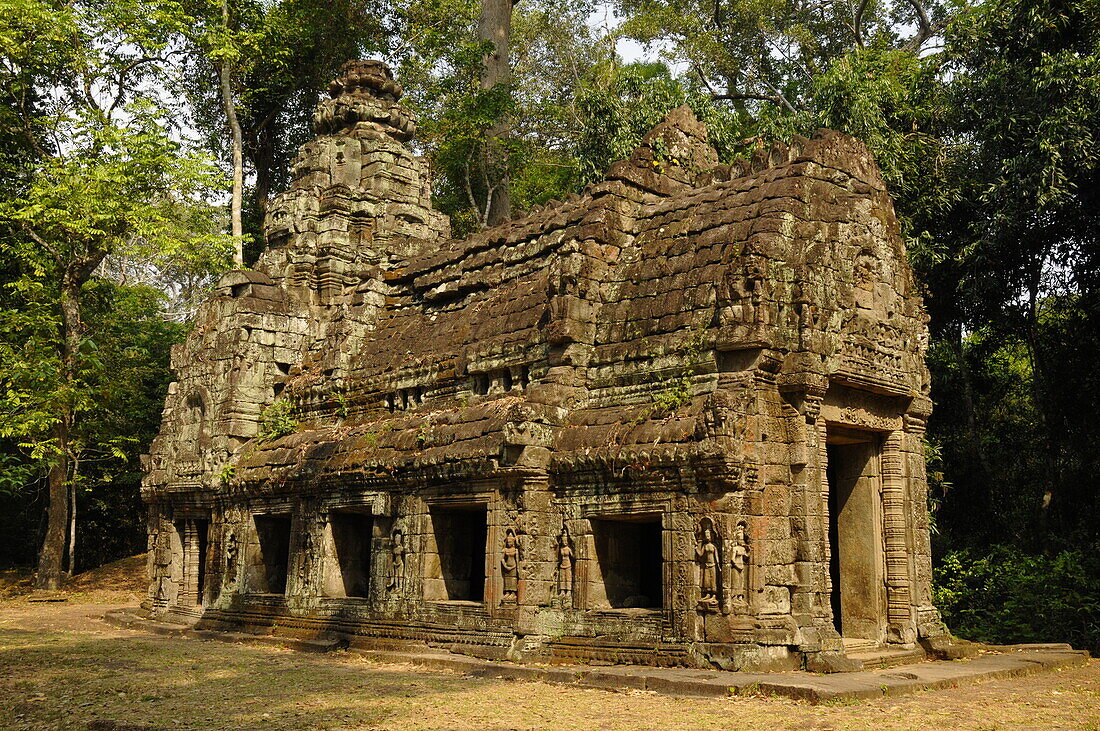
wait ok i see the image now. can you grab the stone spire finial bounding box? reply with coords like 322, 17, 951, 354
327, 59, 403, 101
312, 59, 416, 140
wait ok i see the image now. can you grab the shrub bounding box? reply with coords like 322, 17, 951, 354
934, 546, 1100, 654
257, 400, 298, 442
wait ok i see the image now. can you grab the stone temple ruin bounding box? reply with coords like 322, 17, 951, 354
142, 60, 949, 671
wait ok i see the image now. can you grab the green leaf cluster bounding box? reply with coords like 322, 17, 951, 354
257, 400, 298, 442
935, 547, 1100, 655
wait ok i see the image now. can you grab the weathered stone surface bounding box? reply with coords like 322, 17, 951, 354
141, 59, 943, 671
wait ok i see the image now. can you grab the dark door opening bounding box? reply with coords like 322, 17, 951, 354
330, 512, 373, 598
428, 505, 487, 602
826, 429, 885, 641
254, 514, 292, 594
591, 515, 664, 609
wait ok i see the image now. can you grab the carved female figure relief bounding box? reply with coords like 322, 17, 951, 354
151, 518, 176, 606
287, 524, 309, 594
556, 529, 574, 602
501, 528, 520, 604
386, 529, 406, 593
730, 521, 749, 603
696, 518, 721, 611
223, 530, 239, 587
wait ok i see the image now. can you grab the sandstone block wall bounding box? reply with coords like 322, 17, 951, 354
141, 60, 946, 670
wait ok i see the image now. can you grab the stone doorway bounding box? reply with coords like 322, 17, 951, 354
252, 514, 292, 595
425, 504, 488, 602
826, 428, 887, 643
327, 512, 374, 598
590, 515, 663, 609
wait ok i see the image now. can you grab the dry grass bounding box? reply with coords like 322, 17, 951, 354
1, 600, 1099, 730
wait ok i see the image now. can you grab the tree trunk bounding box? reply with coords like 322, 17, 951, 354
1023, 266, 1060, 550
36, 424, 69, 590
68, 457, 77, 575
219, 0, 245, 264
478, 0, 514, 227
249, 122, 276, 264
36, 277, 84, 590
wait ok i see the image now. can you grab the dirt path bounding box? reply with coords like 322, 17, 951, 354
1, 601, 1098, 730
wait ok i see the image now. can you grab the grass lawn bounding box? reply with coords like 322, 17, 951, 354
1, 561, 1098, 729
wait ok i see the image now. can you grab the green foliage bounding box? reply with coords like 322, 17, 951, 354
651, 376, 693, 417
574, 61, 753, 182
0, 277, 188, 568
923, 437, 951, 536
649, 326, 707, 417
177, 0, 393, 260
333, 391, 349, 419
396, 0, 609, 234
0, 0, 234, 573
935, 547, 1100, 655
615, 0, 950, 117
0, 106, 232, 447
217, 463, 236, 485
257, 400, 298, 441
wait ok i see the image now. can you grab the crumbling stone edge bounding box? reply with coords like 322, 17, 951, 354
103, 608, 1089, 704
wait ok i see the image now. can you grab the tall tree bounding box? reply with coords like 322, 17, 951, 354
932, 0, 1100, 546
396, 0, 607, 234
477, 0, 515, 225
180, 0, 393, 263
616, 0, 951, 117
0, 0, 233, 588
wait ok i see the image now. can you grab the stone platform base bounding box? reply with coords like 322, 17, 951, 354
103, 608, 1087, 704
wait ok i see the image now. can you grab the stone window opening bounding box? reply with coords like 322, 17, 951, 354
472, 368, 530, 397
252, 514, 292, 595
326, 511, 374, 598
388, 387, 426, 412
590, 515, 664, 610
424, 504, 488, 603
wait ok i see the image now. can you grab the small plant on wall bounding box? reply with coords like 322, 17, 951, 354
258, 400, 298, 441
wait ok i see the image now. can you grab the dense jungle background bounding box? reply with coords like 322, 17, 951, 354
1, 0, 1098, 649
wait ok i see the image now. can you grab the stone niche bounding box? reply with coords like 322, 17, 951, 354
140, 58, 949, 671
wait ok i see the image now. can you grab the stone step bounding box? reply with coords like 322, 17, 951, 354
848, 647, 927, 669
841, 637, 878, 653
187, 629, 346, 653
104, 608, 192, 636
104, 608, 344, 652
104, 607, 1089, 704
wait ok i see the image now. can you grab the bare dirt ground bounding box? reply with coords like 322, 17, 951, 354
0, 553, 147, 605
1, 564, 1098, 730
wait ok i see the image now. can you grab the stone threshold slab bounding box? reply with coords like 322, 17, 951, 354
103, 608, 1088, 704
345, 646, 1088, 703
